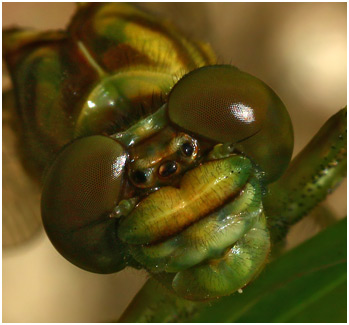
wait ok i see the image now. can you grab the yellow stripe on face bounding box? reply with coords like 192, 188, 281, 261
118, 155, 252, 245
129, 178, 263, 273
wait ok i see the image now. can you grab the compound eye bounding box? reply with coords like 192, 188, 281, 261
41, 136, 127, 273
168, 65, 266, 144
168, 65, 294, 183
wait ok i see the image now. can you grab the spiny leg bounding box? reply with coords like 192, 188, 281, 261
264, 107, 346, 243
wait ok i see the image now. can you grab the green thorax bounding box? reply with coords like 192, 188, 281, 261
4, 3, 216, 175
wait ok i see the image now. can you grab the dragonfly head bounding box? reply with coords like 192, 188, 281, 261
41, 64, 294, 300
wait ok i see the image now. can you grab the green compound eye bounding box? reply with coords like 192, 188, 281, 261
41, 136, 127, 274
168, 65, 294, 183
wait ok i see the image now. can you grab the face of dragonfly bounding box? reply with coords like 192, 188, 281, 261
3, 2, 346, 249
3, 2, 346, 322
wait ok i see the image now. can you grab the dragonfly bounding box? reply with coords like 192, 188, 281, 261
2, 1, 346, 320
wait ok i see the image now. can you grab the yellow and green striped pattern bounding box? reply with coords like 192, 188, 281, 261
3, 3, 216, 175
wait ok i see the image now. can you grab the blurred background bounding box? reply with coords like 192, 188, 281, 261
3, 2, 346, 322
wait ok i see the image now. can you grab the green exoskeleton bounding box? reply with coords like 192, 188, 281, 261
3, 3, 346, 301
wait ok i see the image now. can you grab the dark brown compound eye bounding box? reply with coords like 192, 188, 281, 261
41, 135, 128, 274
167, 65, 294, 183
168, 65, 266, 143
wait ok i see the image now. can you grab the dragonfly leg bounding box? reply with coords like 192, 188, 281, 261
264, 107, 347, 243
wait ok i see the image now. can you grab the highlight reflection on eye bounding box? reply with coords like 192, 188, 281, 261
230, 103, 255, 123
112, 154, 127, 178
87, 100, 96, 108
181, 142, 194, 157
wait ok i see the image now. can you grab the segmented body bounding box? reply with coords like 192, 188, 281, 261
4, 3, 215, 175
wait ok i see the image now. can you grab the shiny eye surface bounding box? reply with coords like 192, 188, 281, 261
181, 142, 194, 157
158, 160, 178, 177
132, 170, 148, 184
168, 65, 294, 183
129, 168, 155, 188
168, 65, 265, 143
41, 135, 127, 273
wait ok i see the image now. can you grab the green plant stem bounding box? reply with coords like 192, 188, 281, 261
118, 277, 202, 322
